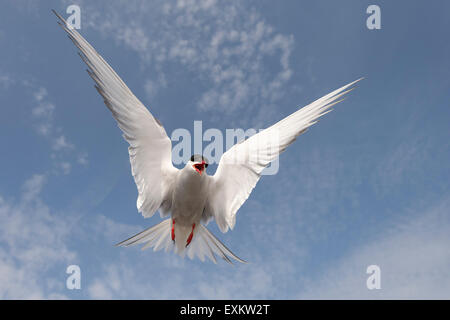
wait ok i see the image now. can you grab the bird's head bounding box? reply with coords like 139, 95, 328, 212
188, 154, 209, 175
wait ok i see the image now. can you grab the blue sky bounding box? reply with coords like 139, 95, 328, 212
0, 0, 449, 299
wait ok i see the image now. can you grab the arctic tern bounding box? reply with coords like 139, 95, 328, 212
53, 10, 361, 264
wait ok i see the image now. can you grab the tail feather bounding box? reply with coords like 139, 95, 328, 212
116, 219, 246, 264
115, 219, 171, 249
187, 224, 247, 264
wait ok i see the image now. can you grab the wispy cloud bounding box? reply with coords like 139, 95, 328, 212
31, 87, 55, 136
0, 175, 76, 299
297, 195, 450, 299
29, 85, 79, 175
77, 152, 89, 166
84, 249, 279, 299
0, 73, 14, 89
0, 75, 88, 176
53, 135, 74, 151
72, 0, 295, 126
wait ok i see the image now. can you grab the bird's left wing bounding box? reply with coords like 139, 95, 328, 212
53, 11, 178, 218
205, 79, 362, 233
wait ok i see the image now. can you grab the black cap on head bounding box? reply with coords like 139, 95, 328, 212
190, 154, 209, 167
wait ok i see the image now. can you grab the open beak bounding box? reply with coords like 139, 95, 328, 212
193, 160, 206, 175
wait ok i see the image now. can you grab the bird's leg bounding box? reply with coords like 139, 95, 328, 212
171, 219, 175, 242
186, 223, 196, 247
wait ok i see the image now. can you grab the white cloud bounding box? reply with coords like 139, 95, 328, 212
77, 152, 89, 166
31, 87, 55, 136
0, 73, 14, 89
88, 279, 113, 299
21, 174, 46, 202
84, 254, 278, 299
73, 0, 295, 125
53, 135, 74, 151
297, 195, 450, 299
32, 102, 55, 118
372, 135, 432, 197
30, 88, 79, 174
0, 175, 77, 299
144, 74, 167, 100
33, 87, 47, 102
0, 79, 88, 175
60, 162, 72, 175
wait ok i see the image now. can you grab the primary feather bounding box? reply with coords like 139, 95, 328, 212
52, 10, 178, 220
205, 79, 362, 233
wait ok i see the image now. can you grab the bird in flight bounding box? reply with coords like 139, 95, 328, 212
53, 10, 361, 264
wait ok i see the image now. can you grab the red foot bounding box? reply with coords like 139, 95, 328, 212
171, 219, 175, 241
186, 223, 196, 247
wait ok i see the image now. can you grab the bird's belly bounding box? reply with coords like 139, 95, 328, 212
171, 171, 208, 226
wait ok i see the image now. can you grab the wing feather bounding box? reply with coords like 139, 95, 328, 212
206, 79, 362, 232
53, 10, 177, 218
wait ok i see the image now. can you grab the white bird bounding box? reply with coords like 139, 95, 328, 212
53, 10, 362, 264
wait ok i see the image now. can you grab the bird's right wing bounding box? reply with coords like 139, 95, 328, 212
53, 11, 178, 218
206, 79, 362, 232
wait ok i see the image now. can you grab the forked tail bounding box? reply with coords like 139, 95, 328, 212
115, 219, 246, 264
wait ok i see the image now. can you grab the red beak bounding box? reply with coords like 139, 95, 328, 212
193, 160, 206, 175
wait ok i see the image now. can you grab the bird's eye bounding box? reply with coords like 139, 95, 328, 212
205, 163, 208, 168
190, 155, 195, 162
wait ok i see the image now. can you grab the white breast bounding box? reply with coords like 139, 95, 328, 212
171, 166, 209, 226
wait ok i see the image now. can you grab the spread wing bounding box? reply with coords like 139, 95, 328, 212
53, 10, 178, 218
205, 79, 362, 232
